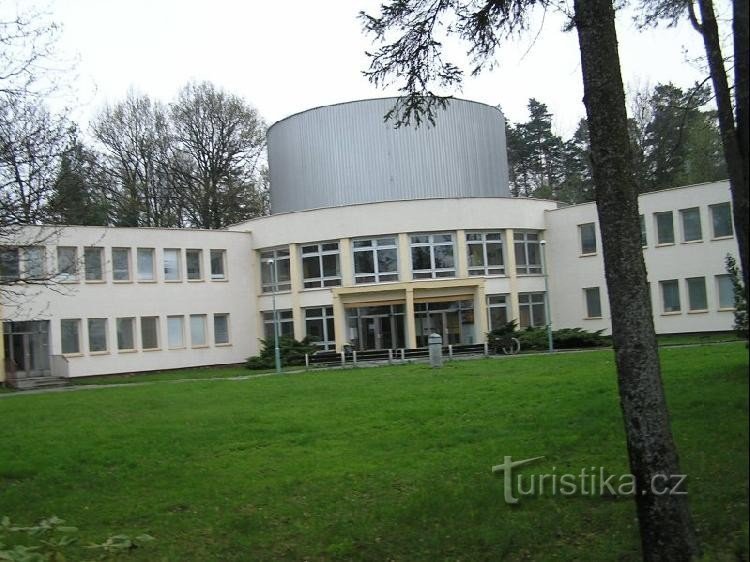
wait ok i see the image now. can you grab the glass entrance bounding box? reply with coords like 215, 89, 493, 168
346, 305, 405, 350
3, 321, 51, 378
415, 300, 475, 347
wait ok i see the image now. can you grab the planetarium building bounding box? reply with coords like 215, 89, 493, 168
1, 98, 739, 381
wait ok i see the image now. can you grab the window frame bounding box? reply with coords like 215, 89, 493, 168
579, 223, 597, 256
260, 247, 292, 293
56, 246, 79, 282
466, 231, 505, 276
210, 249, 227, 280
352, 237, 399, 284
486, 294, 509, 331
60, 318, 81, 355
189, 314, 208, 347
186, 249, 204, 281
0, 247, 20, 282
716, 274, 735, 310
167, 315, 185, 349
304, 306, 336, 350
84, 247, 104, 282
686, 277, 708, 312
518, 292, 547, 329
163, 248, 182, 282
659, 279, 682, 314
213, 313, 231, 345
679, 207, 703, 243
709, 202, 733, 239
111, 247, 132, 282
514, 231, 543, 275
262, 310, 294, 340
301, 241, 342, 289
116, 317, 136, 351
137, 248, 156, 282
410, 232, 456, 279
87, 318, 109, 354
140, 316, 160, 350
655, 211, 675, 245
583, 287, 602, 319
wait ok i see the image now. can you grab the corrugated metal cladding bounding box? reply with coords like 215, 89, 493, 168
267, 98, 510, 214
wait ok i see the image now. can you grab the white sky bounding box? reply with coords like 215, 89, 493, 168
37, 0, 713, 137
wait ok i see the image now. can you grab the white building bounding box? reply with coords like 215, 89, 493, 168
0, 99, 740, 382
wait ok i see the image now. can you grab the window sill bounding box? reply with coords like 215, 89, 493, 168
85, 279, 106, 284
579, 253, 597, 258
660, 311, 682, 316
117, 348, 138, 353
142, 347, 161, 352
57, 279, 80, 284
584, 316, 603, 320
681, 239, 703, 245
62, 352, 83, 358
516, 273, 544, 277
89, 351, 110, 356
215, 342, 232, 347
164, 279, 184, 283
711, 235, 734, 241
687, 309, 709, 314
301, 285, 341, 292
655, 242, 675, 248
137, 279, 157, 283
168, 346, 186, 351
354, 279, 402, 286
210, 278, 228, 282
187, 279, 205, 283
260, 289, 292, 296
191, 344, 209, 349
113, 279, 133, 284
718, 307, 736, 312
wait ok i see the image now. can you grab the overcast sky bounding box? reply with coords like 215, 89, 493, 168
40, 0, 713, 136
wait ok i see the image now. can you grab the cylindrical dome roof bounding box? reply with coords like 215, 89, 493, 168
267, 98, 510, 214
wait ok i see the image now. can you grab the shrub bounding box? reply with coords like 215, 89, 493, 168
725, 254, 748, 340
245, 336, 319, 370
489, 321, 608, 352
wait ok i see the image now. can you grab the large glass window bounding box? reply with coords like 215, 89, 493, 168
353, 237, 399, 284
116, 318, 135, 351
301, 242, 341, 288
660, 280, 681, 313
112, 248, 131, 281
346, 305, 406, 350
60, 319, 81, 354
137, 248, 155, 281
584, 287, 602, 318
87, 318, 108, 352
57, 246, 78, 281
410, 233, 455, 279
519, 292, 546, 328
260, 248, 291, 292
579, 223, 597, 255
84, 247, 104, 281
210, 249, 226, 280
262, 310, 294, 340
487, 294, 509, 330
214, 314, 230, 345
186, 249, 203, 280
140, 316, 159, 349
304, 306, 336, 350
167, 316, 185, 348
686, 277, 707, 311
640, 215, 647, 247
716, 275, 734, 309
414, 300, 474, 346
0, 247, 19, 281
655, 212, 675, 245
467, 232, 504, 275
23, 246, 46, 278
680, 207, 702, 242
710, 203, 733, 238
190, 314, 207, 346
514, 231, 542, 274
163, 249, 181, 281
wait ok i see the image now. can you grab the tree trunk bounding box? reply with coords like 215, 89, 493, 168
573, 1, 700, 560
695, 0, 749, 294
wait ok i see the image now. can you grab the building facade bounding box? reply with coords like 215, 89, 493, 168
0, 99, 740, 380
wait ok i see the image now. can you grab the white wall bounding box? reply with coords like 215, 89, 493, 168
3, 226, 256, 377
545, 181, 738, 334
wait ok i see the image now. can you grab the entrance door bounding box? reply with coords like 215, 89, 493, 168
358, 315, 394, 350
3, 321, 50, 378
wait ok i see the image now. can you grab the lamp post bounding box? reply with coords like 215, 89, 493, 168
539, 240, 554, 353
266, 258, 282, 373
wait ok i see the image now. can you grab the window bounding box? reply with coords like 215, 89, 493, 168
84, 247, 104, 281
112, 247, 131, 281
716, 275, 735, 309
487, 294, 509, 331
116, 318, 135, 351
0, 247, 19, 281
353, 237, 399, 283
680, 207, 702, 242
262, 310, 294, 340
140, 316, 159, 350
214, 314, 230, 345
710, 203, 733, 238
57, 247, 78, 281
304, 307, 336, 350
24, 246, 45, 278
660, 280, 681, 313
410, 233, 455, 279
88, 318, 108, 353
519, 293, 546, 328
579, 223, 597, 255
514, 231, 542, 274
640, 215, 647, 247
167, 316, 185, 348
137, 248, 155, 281
190, 314, 207, 346
186, 249, 203, 280
210, 249, 226, 280
260, 248, 291, 292
584, 287, 602, 318
686, 277, 707, 311
164, 249, 181, 281
655, 212, 675, 245
301, 242, 341, 288
60, 319, 80, 354
467, 232, 504, 275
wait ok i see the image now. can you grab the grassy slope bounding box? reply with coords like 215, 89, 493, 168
1, 344, 747, 561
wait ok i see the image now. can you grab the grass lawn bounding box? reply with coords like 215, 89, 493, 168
1, 344, 747, 561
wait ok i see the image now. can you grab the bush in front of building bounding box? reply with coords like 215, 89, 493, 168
245, 336, 319, 370
488, 321, 609, 353
725, 254, 748, 340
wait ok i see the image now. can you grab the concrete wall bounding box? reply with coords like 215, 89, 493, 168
544, 181, 738, 334
2, 226, 256, 377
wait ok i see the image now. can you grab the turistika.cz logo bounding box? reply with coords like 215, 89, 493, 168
491, 456, 688, 504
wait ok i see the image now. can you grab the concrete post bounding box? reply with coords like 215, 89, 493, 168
428, 333, 443, 368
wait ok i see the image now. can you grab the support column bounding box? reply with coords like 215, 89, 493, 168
288, 243, 304, 340
339, 238, 353, 287
474, 282, 488, 343
332, 293, 347, 352
405, 287, 417, 348
456, 229, 468, 278
505, 229, 521, 325
398, 233, 412, 281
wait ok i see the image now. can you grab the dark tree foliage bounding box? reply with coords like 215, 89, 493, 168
362, 1, 699, 558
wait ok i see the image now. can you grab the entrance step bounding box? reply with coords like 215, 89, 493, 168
10, 376, 70, 391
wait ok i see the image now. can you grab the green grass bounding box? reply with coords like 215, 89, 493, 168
656, 330, 743, 346
1, 344, 747, 561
